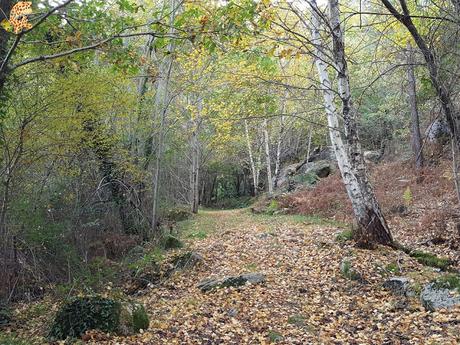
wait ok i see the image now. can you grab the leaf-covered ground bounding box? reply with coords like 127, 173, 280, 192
5, 209, 460, 344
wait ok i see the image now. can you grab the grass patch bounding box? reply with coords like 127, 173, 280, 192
433, 274, 460, 293
340, 259, 362, 281
287, 314, 306, 327
410, 250, 452, 270
385, 262, 401, 274
187, 230, 208, 239
268, 330, 283, 342
0, 334, 31, 345
335, 229, 353, 243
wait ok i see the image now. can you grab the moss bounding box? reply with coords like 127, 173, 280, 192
131, 305, 149, 332
410, 250, 452, 270
162, 235, 183, 250
335, 229, 353, 243
433, 274, 460, 293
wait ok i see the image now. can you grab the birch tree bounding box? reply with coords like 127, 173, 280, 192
309, 0, 393, 247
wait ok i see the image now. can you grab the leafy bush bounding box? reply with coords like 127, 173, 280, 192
131, 305, 149, 332
49, 296, 121, 340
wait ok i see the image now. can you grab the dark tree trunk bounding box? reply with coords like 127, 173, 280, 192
381, 0, 460, 145
407, 44, 424, 169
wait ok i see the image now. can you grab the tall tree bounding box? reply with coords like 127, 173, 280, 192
406, 43, 423, 169
309, 0, 393, 247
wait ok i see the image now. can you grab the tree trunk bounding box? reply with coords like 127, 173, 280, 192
244, 120, 259, 195
406, 43, 423, 169
0, 1, 13, 101
263, 119, 273, 195
310, 0, 393, 247
273, 98, 286, 188
151, 0, 178, 234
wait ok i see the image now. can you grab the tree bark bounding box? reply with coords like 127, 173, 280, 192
273, 95, 286, 189
244, 120, 259, 195
406, 43, 423, 169
263, 119, 273, 195
310, 0, 393, 247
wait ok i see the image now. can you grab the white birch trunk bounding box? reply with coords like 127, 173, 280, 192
263, 119, 273, 195
309, 0, 392, 247
244, 120, 259, 195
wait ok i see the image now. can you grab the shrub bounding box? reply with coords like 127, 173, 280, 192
49, 296, 149, 340
49, 296, 121, 340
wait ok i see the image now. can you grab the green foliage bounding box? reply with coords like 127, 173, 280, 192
131, 305, 149, 332
410, 251, 452, 270
433, 274, 460, 293
268, 330, 283, 342
187, 230, 208, 239
0, 304, 11, 326
266, 200, 279, 215
0, 334, 29, 345
49, 297, 121, 340
403, 187, 413, 207
287, 315, 306, 327
335, 229, 353, 243
340, 260, 362, 281
385, 262, 401, 274
293, 172, 320, 186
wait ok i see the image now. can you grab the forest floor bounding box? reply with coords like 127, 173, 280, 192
4, 209, 460, 344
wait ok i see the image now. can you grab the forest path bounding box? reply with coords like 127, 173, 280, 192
115, 209, 457, 344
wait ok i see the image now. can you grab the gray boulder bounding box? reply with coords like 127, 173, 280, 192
420, 282, 460, 311
198, 272, 266, 292
383, 277, 414, 296
364, 150, 382, 163
300, 160, 335, 178
308, 146, 336, 162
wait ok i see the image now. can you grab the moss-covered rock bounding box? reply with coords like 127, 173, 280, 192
49, 296, 149, 340
162, 235, 183, 250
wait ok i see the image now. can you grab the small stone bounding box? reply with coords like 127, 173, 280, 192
383, 277, 413, 296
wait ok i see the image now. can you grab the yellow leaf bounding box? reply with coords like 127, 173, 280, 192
0, 19, 13, 32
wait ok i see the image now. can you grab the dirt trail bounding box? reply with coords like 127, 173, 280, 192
111, 209, 459, 344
